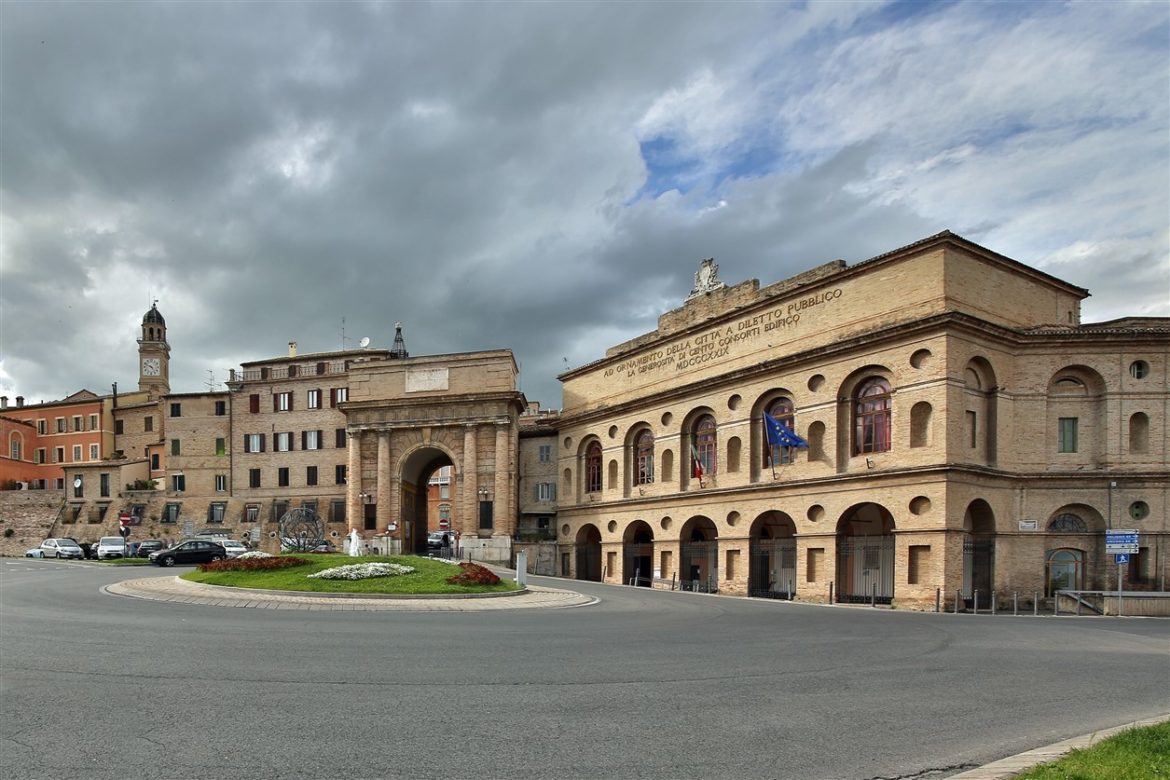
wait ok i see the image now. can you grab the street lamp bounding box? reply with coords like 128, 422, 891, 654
477, 488, 492, 532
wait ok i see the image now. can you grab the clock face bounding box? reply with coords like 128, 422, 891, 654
142, 358, 161, 376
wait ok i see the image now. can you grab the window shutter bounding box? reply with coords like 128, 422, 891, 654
273, 394, 279, 412
330, 388, 337, 408
551, 483, 557, 501
249, 394, 259, 413
288, 394, 294, 411
317, 430, 323, 448
534, 485, 540, 501
288, 432, 295, 451
301, 431, 307, 450
260, 434, 266, 452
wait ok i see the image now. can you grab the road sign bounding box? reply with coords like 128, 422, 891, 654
1115, 553, 1130, 564
1105, 529, 1139, 554
438, 518, 449, 530
118, 511, 131, 526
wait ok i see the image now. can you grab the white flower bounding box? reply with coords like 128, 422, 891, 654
236, 551, 273, 559
307, 562, 416, 580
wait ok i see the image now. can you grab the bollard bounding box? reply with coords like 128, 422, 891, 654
973, 589, 979, 614
991, 591, 997, 616
935, 587, 941, 613
829, 582, 834, 603
954, 589, 961, 614
1013, 591, 1018, 616
788, 579, 793, 601
871, 583, 877, 607
1053, 592, 1059, 616
670, 573, 676, 591
1033, 592, 1039, 616
634, 566, 640, 588
1076, 595, 1081, 616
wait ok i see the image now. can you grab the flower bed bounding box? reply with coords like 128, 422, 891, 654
446, 562, 500, 586
236, 551, 273, 559
198, 555, 303, 572
307, 562, 416, 581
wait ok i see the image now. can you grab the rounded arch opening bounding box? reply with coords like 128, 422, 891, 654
749, 511, 796, 599
678, 515, 718, 593
575, 523, 602, 582
622, 520, 655, 587
397, 444, 457, 555
835, 502, 895, 604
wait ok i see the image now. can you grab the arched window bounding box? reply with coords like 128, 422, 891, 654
1046, 548, 1083, 595
9, 432, 22, 461
585, 441, 602, 493
854, 378, 892, 454
693, 415, 717, 476
1047, 513, 1088, 533
635, 430, 654, 485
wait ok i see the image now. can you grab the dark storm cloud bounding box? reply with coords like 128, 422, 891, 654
1, 1, 1166, 408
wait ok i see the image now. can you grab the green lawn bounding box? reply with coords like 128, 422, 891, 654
1013, 721, 1170, 779
181, 554, 520, 595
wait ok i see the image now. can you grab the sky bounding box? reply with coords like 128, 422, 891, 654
1, 0, 1167, 410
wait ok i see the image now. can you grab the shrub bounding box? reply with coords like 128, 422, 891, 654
445, 562, 500, 586
197, 555, 304, 573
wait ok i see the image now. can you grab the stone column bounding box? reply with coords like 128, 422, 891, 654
376, 431, 391, 532
494, 423, 509, 537
346, 431, 361, 528
463, 424, 478, 536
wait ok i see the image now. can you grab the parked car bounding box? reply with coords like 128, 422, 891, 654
219, 540, 248, 558
25, 548, 44, 558
311, 540, 336, 553
135, 540, 164, 558
149, 540, 227, 567
427, 531, 451, 550
95, 536, 127, 560
39, 538, 85, 559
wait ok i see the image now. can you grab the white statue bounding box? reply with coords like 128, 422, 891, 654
348, 528, 362, 557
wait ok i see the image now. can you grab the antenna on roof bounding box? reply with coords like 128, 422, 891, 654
205, 370, 218, 392
340, 317, 351, 350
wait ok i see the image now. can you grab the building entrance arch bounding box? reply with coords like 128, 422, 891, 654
962, 499, 996, 601
679, 516, 718, 593
398, 445, 456, 555
836, 502, 895, 604
622, 520, 654, 587
575, 524, 602, 581
749, 511, 796, 599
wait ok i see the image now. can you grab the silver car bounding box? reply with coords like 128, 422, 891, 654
39, 538, 85, 559
219, 540, 248, 558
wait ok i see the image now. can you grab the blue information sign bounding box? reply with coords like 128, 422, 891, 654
1114, 553, 1130, 564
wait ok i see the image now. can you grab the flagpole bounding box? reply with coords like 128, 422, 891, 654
765, 417, 777, 480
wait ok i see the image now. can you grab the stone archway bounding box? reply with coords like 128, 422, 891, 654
962, 499, 996, 600
749, 511, 796, 599
622, 520, 654, 587
835, 502, 896, 604
679, 516, 718, 593
575, 524, 602, 582
397, 445, 456, 555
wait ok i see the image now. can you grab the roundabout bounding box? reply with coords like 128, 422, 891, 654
106, 574, 598, 611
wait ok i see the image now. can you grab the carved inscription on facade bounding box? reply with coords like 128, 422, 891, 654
603, 288, 843, 381
406, 368, 449, 393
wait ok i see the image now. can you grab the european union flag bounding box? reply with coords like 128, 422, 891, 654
763, 412, 809, 448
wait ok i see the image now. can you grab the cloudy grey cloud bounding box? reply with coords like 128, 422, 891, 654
2, 1, 1166, 409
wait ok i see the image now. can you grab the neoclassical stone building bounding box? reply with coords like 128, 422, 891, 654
555, 231, 1169, 608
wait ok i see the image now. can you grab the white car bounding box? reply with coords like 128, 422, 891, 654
39, 538, 85, 559
219, 540, 248, 558
95, 536, 127, 560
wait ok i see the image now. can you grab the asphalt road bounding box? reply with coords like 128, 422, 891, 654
1, 559, 1167, 780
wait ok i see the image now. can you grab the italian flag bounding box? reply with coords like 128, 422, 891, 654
690, 443, 705, 482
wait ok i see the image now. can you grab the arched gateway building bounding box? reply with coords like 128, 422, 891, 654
555, 231, 1168, 609
30, 231, 1168, 606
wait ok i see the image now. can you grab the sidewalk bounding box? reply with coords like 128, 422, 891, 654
106, 575, 598, 611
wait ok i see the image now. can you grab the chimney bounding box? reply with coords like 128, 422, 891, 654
15, 396, 24, 408
288, 341, 298, 357
0, 396, 7, 410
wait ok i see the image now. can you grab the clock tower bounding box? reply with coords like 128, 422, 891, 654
138, 301, 171, 395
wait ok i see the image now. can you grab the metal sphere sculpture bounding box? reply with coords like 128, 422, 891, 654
278, 506, 325, 552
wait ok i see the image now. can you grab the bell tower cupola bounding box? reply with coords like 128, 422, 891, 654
138, 301, 171, 395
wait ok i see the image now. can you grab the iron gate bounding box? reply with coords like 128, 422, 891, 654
623, 542, 654, 587
679, 541, 718, 593
749, 539, 796, 599
576, 544, 602, 582
836, 536, 894, 604
962, 537, 994, 600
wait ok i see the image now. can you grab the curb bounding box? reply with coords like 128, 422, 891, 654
948, 713, 1170, 779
